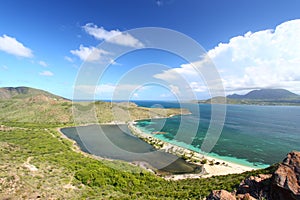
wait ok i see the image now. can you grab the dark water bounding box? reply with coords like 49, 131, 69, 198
61, 124, 199, 174
134, 102, 300, 168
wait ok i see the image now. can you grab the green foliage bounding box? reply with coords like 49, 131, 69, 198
0, 98, 186, 125
0, 123, 277, 199
0, 89, 277, 198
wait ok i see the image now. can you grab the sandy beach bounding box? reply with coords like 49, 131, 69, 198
128, 122, 257, 180
57, 122, 258, 180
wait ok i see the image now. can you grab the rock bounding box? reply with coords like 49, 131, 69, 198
271, 151, 300, 200
237, 174, 272, 199
206, 151, 300, 200
206, 190, 236, 200
236, 193, 256, 200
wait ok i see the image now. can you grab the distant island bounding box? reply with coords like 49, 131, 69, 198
197, 89, 300, 106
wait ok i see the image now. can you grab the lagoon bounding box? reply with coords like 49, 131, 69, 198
61, 124, 200, 174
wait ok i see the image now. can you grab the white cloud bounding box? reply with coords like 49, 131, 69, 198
0, 34, 33, 58
83, 23, 144, 48
38, 60, 48, 67
70, 45, 110, 62
169, 84, 180, 95
208, 19, 300, 94
154, 19, 300, 95
39, 70, 54, 76
190, 82, 207, 92
64, 56, 73, 62
154, 60, 207, 82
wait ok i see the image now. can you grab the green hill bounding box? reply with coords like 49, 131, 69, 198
0, 86, 189, 125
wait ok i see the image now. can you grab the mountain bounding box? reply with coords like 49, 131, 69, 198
228, 89, 300, 100
0, 87, 73, 123
0, 86, 68, 101
197, 89, 300, 105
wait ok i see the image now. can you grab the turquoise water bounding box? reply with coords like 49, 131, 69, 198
134, 102, 300, 168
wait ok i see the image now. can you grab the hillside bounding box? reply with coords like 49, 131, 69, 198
198, 89, 300, 106
0, 86, 275, 199
0, 86, 189, 125
0, 86, 68, 101
0, 122, 276, 199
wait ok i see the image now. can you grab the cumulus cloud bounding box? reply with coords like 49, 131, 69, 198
154, 60, 207, 81
83, 23, 144, 48
38, 60, 48, 67
0, 35, 33, 58
190, 82, 207, 92
153, 59, 216, 97
208, 19, 300, 94
70, 45, 110, 62
39, 70, 54, 76
154, 19, 300, 95
169, 84, 180, 95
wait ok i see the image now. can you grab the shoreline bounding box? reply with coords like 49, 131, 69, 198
57, 126, 157, 174
57, 119, 259, 180
128, 122, 257, 180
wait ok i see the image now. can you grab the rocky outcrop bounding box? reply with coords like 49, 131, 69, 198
236, 174, 272, 199
207, 174, 271, 200
271, 151, 300, 200
207, 151, 300, 200
207, 190, 236, 200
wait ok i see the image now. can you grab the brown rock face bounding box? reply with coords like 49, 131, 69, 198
272, 151, 300, 200
237, 174, 272, 199
207, 190, 236, 200
206, 152, 300, 200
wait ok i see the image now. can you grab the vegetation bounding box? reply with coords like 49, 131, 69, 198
0, 86, 189, 126
0, 87, 278, 199
0, 123, 277, 199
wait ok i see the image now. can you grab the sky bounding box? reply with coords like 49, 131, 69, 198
0, 0, 300, 100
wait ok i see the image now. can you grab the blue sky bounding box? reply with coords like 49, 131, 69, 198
0, 0, 300, 100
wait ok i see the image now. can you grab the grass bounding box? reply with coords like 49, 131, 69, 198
0, 100, 188, 125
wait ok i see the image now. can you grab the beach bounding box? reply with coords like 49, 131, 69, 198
57, 120, 257, 180
128, 122, 256, 180
59, 123, 202, 175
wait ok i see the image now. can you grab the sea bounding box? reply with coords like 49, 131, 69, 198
133, 101, 300, 168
